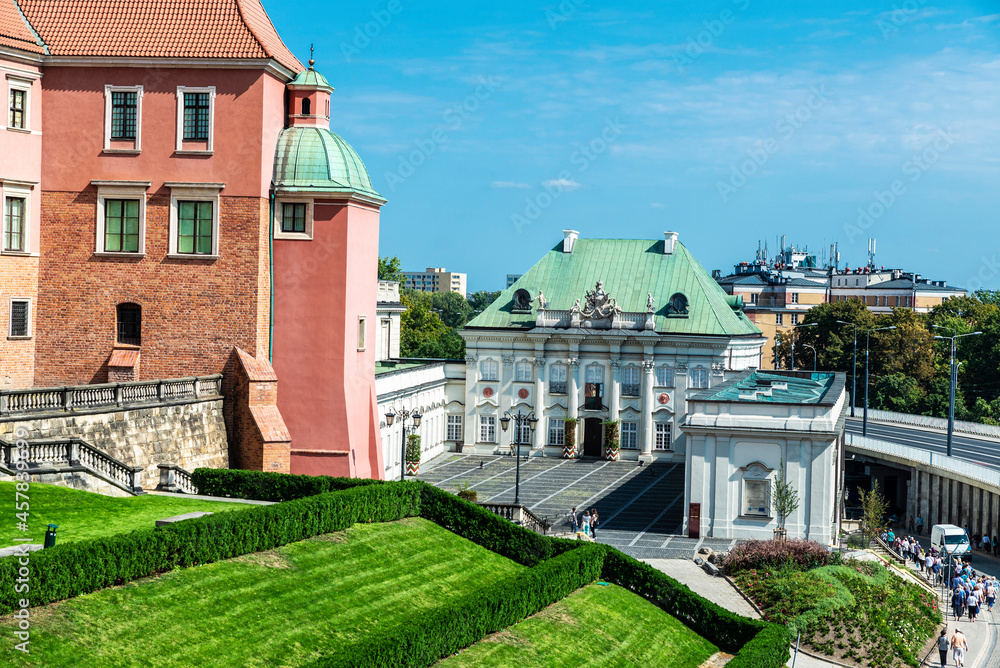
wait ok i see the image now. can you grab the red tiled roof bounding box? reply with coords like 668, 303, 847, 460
235, 347, 278, 381
14, 0, 302, 72
250, 405, 291, 442
108, 349, 140, 368
0, 0, 44, 54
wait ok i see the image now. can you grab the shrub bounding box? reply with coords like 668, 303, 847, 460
0, 482, 421, 613
722, 538, 832, 574
456, 481, 477, 502
190, 468, 382, 502
309, 543, 606, 668
405, 434, 421, 463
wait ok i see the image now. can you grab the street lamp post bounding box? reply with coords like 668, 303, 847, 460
499, 410, 537, 505
792, 322, 818, 371
836, 321, 859, 418
932, 326, 982, 457
802, 344, 817, 371
384, 407, 422, 482
863, 326, 896, 436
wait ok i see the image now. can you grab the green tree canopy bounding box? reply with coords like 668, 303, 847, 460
378, 256, 406, 283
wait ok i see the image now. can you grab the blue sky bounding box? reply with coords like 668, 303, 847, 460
266, 1, 1000, 293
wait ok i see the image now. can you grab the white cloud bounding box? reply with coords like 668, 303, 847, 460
542, 178, 582, 191
490, 181, 531, 189
651, 202, 665, 209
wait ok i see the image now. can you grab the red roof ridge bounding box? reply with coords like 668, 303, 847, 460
0, 0, 45, 54
235, 0, 302, 74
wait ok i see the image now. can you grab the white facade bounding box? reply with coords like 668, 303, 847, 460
460, 330, 763, 461
375, 361, 465, 480
683, 371, 847, 544
375, 280, 405, 361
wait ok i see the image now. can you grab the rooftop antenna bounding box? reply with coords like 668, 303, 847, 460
867, 238, 876, 268
309, 43, 315, 69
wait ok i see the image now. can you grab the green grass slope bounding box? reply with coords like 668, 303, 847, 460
0, 482, 255, 547
0, 518, 525, 667
436, 582, 718, 668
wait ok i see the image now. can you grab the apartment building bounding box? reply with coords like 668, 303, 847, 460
402, 267, 467, 295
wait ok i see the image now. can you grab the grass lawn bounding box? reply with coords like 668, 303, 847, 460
0, 482, 256, 547
0, 517, 525, 667
435, 582, 718, 668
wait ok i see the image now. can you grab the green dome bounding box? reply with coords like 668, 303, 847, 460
289, 68, 333, 92
273, 127, 384, 203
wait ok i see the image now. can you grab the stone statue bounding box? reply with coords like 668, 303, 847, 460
536, 290, 546, 309
571, 298, 581, 313
646, 293, 654, 313
581, 280, 620, 320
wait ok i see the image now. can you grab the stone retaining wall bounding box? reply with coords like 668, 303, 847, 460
0, 398, 228, 490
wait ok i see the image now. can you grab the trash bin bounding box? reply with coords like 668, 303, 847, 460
44, 524, 58, 548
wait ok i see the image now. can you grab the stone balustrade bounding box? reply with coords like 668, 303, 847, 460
156, 464, 199, 495
477, 501, 552, 535
377, 280, 401, 303
0, 375, 223, 418
0, 437, 143, 494
534, 308, 655, 330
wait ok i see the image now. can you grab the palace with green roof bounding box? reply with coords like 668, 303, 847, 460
458, 230, 767, 461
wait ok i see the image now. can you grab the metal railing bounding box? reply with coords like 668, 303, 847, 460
846, 433, 1000, 490
0, 437, 143, 494
860, 408, 1000, 440
0, 374, 223, 417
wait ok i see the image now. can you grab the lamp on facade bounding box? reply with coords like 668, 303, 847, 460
500, 409, 535, 505
384, 407, 422, 482
932, 326, 982, 457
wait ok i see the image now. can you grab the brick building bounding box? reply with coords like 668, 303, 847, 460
0, 0, 386, 478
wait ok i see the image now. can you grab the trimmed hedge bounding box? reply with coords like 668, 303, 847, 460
190, 468, 382, 502
600, 547, 791, 667
418, 482, 577, 567
0, 482, 420, 613
307, 543, 606, 668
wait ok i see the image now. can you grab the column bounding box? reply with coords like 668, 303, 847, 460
972, 487, 981, 539
992, 493, 1000, 542
961, 483, 971, 530
464, 355, 478, 448
568, 357, 580, 449
905, 468, 917, 531
918, 471, 930, 534
533, 358, 545, 451
641, 358, 655, 458
930, 474, 940, 527
502, 355, 514, 451
609, 359, 621, 422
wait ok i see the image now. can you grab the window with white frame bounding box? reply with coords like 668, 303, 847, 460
92, 180, 150, 255
2, 183, 31, 253
549, 364, 567, 394
8, 298, 30, 338
480, 360, 498, 381
585, 364, 604, 409
791, 292, 799, 304
621, 421, 637, 449
654, 422, 672, 450
515, 421, 531, 446
446, 415, 462, 441
791, 313, 799, 325
655, 366, 674, 388
275, 198, 314, 240
548, 418, 564, 446
690, 367, 709, 389
104, 85, 143, 152
515, 362, 532, 383
479, 415, 496, 443
166, 183, 223, 258
175, 86, 215, 153
749, 292, 759, 304
7, 77, 31, 131
621, 366, 640, 396
775, 312, 784, 325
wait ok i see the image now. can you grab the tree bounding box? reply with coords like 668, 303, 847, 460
399, 291, 466, 359
771, 459, 800, 536
873, 373, 925, 414
430, 291, 472, 328
858, 480, 889, 546
467, 290, 501, 317
378, 256, 406, 283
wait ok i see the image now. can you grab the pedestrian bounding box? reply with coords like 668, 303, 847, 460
582, 510, 591, 537
953, 587, 966, 620
888, 529, 895, 544
951, 628, 968, 668
567, 507, 579, 533
917, 515, 924, 534
967, 588, 980, 623
987, 580, 997, 611
984, 534, 991, 553
908, 516, 915, 532
937, 629, 949, 667
925, 552, 933, 576
590, 508, 599, 540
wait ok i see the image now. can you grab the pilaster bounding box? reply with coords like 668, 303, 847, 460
641, 358, 655, 458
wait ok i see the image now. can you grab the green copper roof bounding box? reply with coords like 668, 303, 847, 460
466, 238, 761, 337
289, 68, 333, 91
696, 371, 837, 404
273, 127, 384, 203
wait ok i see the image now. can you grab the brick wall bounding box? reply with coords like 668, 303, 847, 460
0, 255, 39, 389
34, 191, 270, 386
231, 348, 290, 473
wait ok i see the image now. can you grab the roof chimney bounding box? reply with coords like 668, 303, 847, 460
562, 230, 579, 253
664, 231, 679, 255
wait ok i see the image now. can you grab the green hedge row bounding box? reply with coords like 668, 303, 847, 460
600, 548, 791, 668
418, 482, 577, 567
307, 543, 606, 668
190, 467, 382, 502
0, 482, 420, 613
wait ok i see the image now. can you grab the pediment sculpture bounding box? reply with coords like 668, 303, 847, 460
580, 280, 621, 320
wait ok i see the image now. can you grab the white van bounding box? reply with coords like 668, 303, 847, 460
931, 524, 971, 558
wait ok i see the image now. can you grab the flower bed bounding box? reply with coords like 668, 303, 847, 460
732, 560, 940, 668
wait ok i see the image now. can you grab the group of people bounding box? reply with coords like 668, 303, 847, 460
949, 561, 997, 623
567, 507, 600, 539
907, 515, 1000, 556
938, 628, 969, 667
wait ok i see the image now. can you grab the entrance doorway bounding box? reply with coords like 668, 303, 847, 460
583, 418, 602, 457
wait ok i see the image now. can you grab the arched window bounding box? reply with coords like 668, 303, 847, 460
302, 97, 311, 115
116, 303, 141, 345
